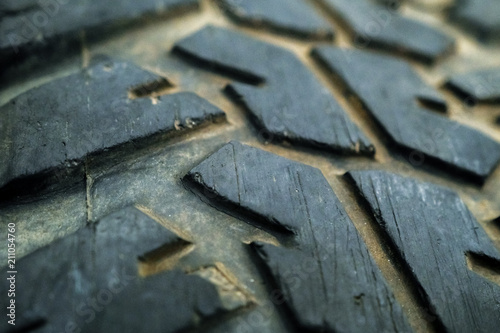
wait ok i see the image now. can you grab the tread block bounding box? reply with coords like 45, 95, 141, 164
184, 141, 411, 332
322, 0, 454, 63
0, 0, 199, 69
173, 25, 374, 156
449, 0, 500, 43
0, 56, 225, 196
218, 0, 334, 40
312, 46, 500, 182
446, 68, 500, 104
346, 170, 500, 333
0, 206, 240, 333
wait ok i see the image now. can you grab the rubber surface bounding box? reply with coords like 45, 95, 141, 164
1, 1, 500, 332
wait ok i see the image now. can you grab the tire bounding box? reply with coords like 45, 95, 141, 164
1, 0, 500, 332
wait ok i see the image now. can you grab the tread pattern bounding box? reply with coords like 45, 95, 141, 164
346, 170, 500, 333
313, 46, 500, 182
218, 0, 334, 40
1, 1, 500, 332
0, 206, 248, 333
446, 68, 500, 104
0, 56, 225, 199
0, 0, 199, 73
184, 141, 411, 332
448, 0, 500, 43
173, 25, 375, 156
321, 0, 454, 63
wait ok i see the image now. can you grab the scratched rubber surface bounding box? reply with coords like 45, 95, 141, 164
1, 0, 500, 332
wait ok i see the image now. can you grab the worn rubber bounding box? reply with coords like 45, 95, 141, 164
1, 0, 500, 332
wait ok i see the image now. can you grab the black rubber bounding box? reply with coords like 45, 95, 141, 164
1, 1, 500, 333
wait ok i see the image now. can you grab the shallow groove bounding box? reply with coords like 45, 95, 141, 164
466, 252, 500, 286
1, 1, 500, 332
310, 49, 492, 185
340, 174, 445, 333
182, 170, 297, 247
